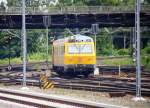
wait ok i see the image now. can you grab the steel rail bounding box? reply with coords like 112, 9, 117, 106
0, 93, 79, 108
0, 61, 51, 72
1, 75, 150, 96
0, 88, 127, 108
0, 62, 145, 73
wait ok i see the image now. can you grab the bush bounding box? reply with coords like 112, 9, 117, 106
98, 48, 111, 55
146, 62, 150, 70
142, 42, 150, 70
118, 49, 129, 55
142, 56, 150, 70
97, 48, 130, 56
97, 48, 119, 56
142, 45, 150, 55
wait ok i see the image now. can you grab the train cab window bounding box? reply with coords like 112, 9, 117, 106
80, 44, 92, 53
68, 45, 79, 54
68, 44, 93, 54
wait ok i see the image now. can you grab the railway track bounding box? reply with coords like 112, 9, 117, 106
0, 56, 133, 72
96, 56, 130, 60
51, 76, 150, 96
0, 62, 51, 72
0, 74, 150, 96
0, 60, 150, 97
98, 65, 144, 73
0, 61, 145, 74
0, 88, 126, 108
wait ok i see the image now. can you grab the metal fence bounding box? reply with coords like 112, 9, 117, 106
0, 5, 150, 15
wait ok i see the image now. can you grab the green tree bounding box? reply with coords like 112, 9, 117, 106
0, 30, 21, 58
96, 28, 114, 55
7, 0, 21, 6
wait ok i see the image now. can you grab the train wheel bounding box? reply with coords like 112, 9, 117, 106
83, 73, 89, 78
66, 72, 76, 77
57, 72, 64, 76
83, 71, 92, 78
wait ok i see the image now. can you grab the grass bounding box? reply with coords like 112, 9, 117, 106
0, 57, 22, 65
0, 53, 51, 66
28, 53, 51, 62
101, 57, 134, 66
0, 54, 135, 66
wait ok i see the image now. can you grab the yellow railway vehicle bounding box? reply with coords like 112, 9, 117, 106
52, 34, 96, 77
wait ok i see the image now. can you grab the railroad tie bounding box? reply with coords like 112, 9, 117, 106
109, 92, 126, 97
120, 72, 128, 77
39, 74, 54, 89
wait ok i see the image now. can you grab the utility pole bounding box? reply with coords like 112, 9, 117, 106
124, 35, 126, 49
92, 24, 99, 75
43, 16, 51, 70
92, 24, 99, 53
21, 0, 28, 90
46, 26, 49, 66
135, 0, 141, 98
8, 36, 12, 71
132, 0, 145, 101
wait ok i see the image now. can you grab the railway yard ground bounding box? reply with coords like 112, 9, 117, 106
0, 84, 150, 108
0, 0, 150, 107
0, 60, 150, 108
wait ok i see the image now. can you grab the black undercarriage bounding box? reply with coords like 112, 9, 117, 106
53, 64, 94, 77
